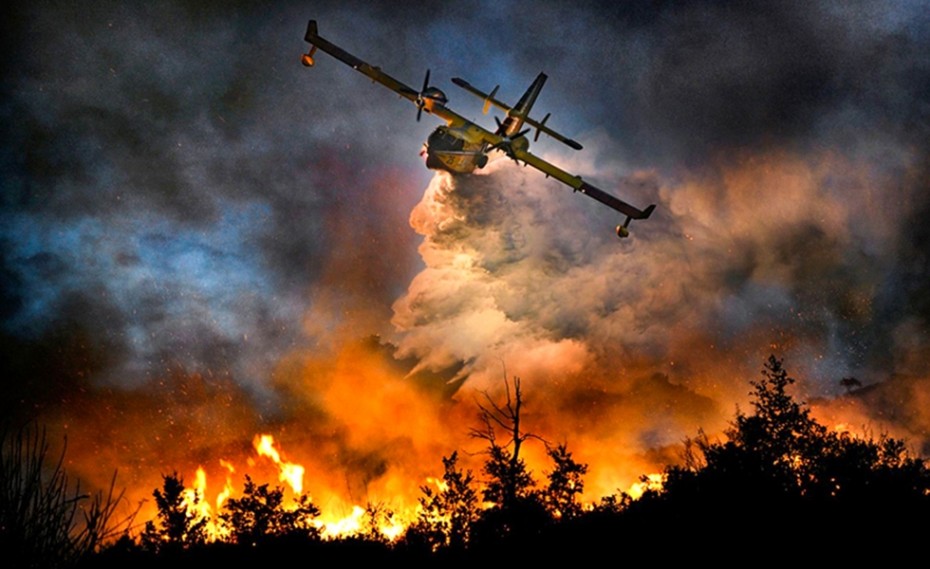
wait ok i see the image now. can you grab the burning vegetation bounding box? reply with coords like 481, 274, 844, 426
3, 356, 928, 565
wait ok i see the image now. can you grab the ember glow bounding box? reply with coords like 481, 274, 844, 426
627, 473, 665, 501
3, 0, 930, 543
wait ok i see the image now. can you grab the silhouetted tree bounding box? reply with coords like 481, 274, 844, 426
731, 355, 830, 494
219, 475, 320, 546
539, 443, 587, 521
405, 451, 479, 552
479, 444, 536, 509
140, 472, 208, 553
633, 355, 930, 547
648, 356, 832, 525
470, 377, 539, 509
469, 377, 549, 550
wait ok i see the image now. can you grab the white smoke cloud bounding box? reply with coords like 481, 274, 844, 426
389, 138, 929, 457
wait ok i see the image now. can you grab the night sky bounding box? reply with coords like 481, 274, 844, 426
3, 0, 929, 513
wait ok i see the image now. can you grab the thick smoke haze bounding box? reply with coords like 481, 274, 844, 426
2, 0, 929, 515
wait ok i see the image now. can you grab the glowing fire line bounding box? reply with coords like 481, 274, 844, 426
169, 432, 667, 543
170, 433, 414, 541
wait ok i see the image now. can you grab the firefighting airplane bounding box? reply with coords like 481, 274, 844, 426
301, 20, 656, 238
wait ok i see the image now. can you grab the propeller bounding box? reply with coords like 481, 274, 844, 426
490, 117, 529, 161
493, 115, 507, 136
416, 69, 430, 122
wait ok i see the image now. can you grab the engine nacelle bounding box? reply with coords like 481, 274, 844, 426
301, 46, 318, 67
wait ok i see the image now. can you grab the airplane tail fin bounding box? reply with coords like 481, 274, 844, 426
510, 73, 546, 120
451, 76, 583, 150
496, 72, 546, 137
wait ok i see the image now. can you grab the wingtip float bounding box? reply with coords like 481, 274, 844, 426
301, 19, 657, 239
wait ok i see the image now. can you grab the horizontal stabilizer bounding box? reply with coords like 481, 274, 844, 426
451, 77, 583, 150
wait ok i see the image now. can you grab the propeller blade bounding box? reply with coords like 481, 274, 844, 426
416, 69, 430, 122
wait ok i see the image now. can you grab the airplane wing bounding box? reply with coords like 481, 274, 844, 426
512, 148, 656, 230
304, 20, 475, 129
304, 20, 421, 103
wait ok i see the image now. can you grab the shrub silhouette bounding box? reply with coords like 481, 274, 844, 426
539, 443, 587, 521
405, 451, 479, 553
219, 475, 321, 546
139, 472, 209, 553
0, 423, 130, 569
406, 376, 590, 558
355, 502, 398, 544
628, 355, 930, 547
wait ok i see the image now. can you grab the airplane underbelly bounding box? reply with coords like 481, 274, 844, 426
424, 127, 481, 174
435, 153, 477, 174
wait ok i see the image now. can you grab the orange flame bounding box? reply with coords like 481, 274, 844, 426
215, 459, 236, 511
154, 433, 417, 541
254, 434, 305, 495
626, 473, 665, 500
